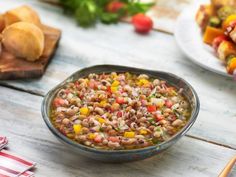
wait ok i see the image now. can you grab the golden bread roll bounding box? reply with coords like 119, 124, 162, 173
0, 14, 5, 32
2, 22, 44, 61
3, 5, 41, 27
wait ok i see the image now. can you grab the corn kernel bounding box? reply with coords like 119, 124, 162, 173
111, 86, 118, 93
112, 80, 120, 87
98, 117, 106, 124
156, 99, 165, 108
140, 129, 147, 135
124, 131, 135, 138
99, 100, 107, 107
111, 72, 118, 79
80, 107, 89, 115
138, 79, 149, 86
73, 124, 82, 134
88, 133, 96, 140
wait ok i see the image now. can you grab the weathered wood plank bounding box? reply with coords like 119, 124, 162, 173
0, 0, 235, 150
0, 86, 235, 177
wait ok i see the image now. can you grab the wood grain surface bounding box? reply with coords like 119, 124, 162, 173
0, 86, 235, 177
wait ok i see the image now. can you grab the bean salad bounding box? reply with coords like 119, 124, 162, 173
50, 72, 191, 150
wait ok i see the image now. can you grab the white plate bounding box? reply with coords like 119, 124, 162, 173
175, 7, 232, 78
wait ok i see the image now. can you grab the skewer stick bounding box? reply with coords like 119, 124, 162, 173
233, 70, 236, 81
218, 155, 236, 177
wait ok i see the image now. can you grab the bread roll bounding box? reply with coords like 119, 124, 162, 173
2, 22, 44, 61
3, 5, 41, 27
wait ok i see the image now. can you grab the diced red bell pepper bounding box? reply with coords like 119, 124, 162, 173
108, 136, 120, 142
155, 114, 164, 121
147, 105, 156, 112
94, 135, 103, 143
117, 111, 123, 117
64, 89, 70, 94
74, 81, 80, 88
53, 98, 65, 107
116, 97, 125, 104
165, 100, 173, 108
107, 86, 112, 94
89, 81, 97, 89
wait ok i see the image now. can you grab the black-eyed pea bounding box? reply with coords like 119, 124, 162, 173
137, 74, 149, 80
108, 141, 120, 148
102, 139, 108, 145
106, 125, 113, 131
66, 105, 79, 116
57, 89, 67, 99
111, 103, 120, 111
101, 86, 107, 90
121, 138, 136, 145
163, 112, 169, 117
62, 118, 70, 125
82, 119, 89, 127
164, 108, 172, 114
172, 119, 183, 127
136, 111, 143, 118
130, 122, 138, 130
108, 130, 117, 136
77, 135, 87, 141
78, 115, 86, 120
159, 120, 169, 125
153, 131, 161, 138
140, 94, 146, 100
153, 79, 160, 86
149, 125, 155, 131
138, 117, 147, 123
82, 127, 89, 134
84, 141, 92, 146
135, 135, 145, 139
57, 113, 65, 119
88, 106, 94, 112
94, 107, 104, 115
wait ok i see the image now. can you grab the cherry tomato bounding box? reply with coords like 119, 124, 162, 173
132, 13, 153, 34
106, 1, 125, 13
147, 105, 156, 112
212, 35, 228, 51
53, 98, 65, 107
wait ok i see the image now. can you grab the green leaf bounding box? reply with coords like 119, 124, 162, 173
59, 0, 81, 12
126, 2, 154, 15
100, 12, 120, 24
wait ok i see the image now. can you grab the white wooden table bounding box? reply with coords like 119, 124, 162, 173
0, 0, 236, 176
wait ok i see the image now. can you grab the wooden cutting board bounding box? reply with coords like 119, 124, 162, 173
0, 24, 61, 80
